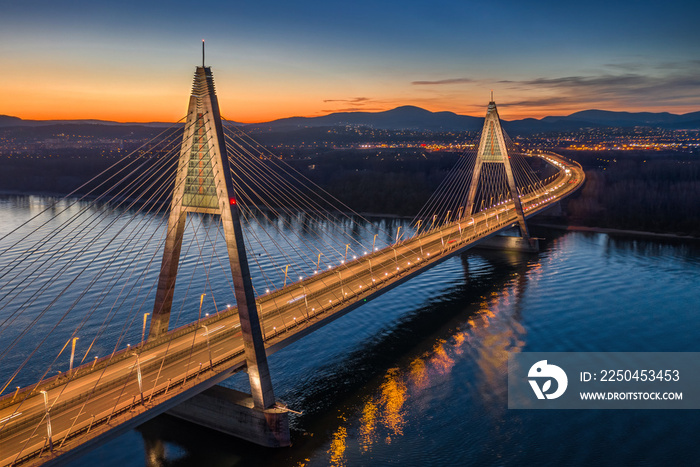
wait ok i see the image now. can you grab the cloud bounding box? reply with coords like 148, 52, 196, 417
654, 60, 700, 71
498, 97, 588, 108
411, 78, 473, 85
399, 60, 700, 116
501, 74, 647, 89
320, 107, 387, 113
322, 97, 370, 104
604, 63, 645, 72
320, 97, 390, 114
498, 66, 700, 109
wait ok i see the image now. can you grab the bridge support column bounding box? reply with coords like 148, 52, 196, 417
149, 65, 278, 411
543, 200, 563, 216
168, 385, 291, 447
463, 97, 534, 246
476, 234, 539, 253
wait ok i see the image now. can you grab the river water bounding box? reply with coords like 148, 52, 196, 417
2, 195, 700, 466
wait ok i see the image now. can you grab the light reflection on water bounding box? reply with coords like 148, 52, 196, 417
0, 195, 414, 389
3, 195, 700, 466
322, 258, 532, 466
269, 230, 700, 467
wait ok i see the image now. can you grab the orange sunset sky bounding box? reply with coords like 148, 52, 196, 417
2, 1, 699, 123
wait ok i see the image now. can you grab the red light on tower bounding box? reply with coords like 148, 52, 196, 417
229, 198, 237, 205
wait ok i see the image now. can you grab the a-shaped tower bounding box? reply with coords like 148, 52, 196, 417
149, 66, 275, 410
464, 98, 532, 242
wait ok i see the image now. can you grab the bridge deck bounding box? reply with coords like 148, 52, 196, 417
0, 153, 584, 466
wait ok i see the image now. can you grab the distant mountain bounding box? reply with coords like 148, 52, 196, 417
0, 115, 177, 128
247, 106, 700, 132
0, 115, 23, 127
2, 107, 699, 133
246, 105, 484, 132
541, 109, 700, 128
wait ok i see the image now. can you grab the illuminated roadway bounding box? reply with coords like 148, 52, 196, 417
0, 152, 584, 466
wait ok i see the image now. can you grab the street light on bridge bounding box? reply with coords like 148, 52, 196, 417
39, 390, 53, 452
198, 293, 206, 321
302, 284, 310, 319
69, 337, 79, 373
133, 354, 144, 404
141, 313, 150, 344
201, 325, 213, 368
337, 270, 345, 296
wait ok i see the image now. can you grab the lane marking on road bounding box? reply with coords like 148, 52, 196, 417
0, 412, 22, 424
287, 294, 306, 304
201, 325, 225, 336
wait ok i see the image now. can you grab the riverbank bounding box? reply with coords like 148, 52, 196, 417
2, 192, 696, 242
532, 222, 700, 242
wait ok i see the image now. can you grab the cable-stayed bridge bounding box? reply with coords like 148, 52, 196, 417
0, 64, 584, 466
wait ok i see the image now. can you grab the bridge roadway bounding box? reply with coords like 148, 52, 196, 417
0, 153, 584, 466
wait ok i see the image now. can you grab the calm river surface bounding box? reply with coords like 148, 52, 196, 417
2, 195, 700, 466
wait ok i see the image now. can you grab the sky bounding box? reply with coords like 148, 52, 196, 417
1, 0, 699, 123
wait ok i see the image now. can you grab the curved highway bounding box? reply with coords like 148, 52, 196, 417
0, 152, 585, 466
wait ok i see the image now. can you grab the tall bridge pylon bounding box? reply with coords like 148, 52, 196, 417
149, 66, 276, 410
464, 98, 533, 244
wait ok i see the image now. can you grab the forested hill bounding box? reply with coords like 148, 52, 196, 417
3, 107, 700, 133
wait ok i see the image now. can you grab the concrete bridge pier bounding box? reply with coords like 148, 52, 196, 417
542, 200, 564, 216
476, 233, 539, 253
168, 385, 291, 448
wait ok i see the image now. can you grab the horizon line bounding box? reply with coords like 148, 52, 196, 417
3, 105, 700, 126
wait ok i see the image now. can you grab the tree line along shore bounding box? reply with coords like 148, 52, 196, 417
1, 148, 698, 238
